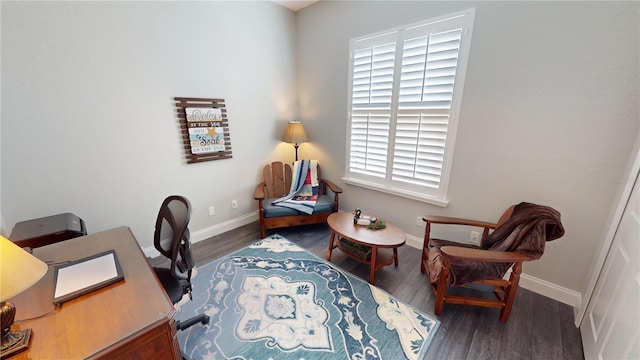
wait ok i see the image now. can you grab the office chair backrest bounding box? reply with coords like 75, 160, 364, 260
154, 195, 195, 282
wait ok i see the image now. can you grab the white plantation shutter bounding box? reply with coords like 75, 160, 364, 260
392, 113, 449, 188
346, 10, 474, 205
350, 33, 397, 179
393, 26, 464, 189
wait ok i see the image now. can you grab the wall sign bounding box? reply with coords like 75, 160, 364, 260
174, 97, 232, 163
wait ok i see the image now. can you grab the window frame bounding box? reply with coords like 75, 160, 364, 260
343, 8, 476, 207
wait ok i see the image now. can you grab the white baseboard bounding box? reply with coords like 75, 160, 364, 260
404, 234, 582, 311
143, 243, 161, 259
519, 273, 582, 308
142, 211, 259, 258
405, 233, 424, 250
191, 211, 260, 244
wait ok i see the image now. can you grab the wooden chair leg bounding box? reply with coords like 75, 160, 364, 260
500, 263, 522, 323
434, 266, 449, 316
420, 222, 431, 274
259, 220, 266, 238
259, 217, 266, 238
258, 204, 266, 238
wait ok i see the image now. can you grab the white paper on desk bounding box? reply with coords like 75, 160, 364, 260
54, 252, 119, 299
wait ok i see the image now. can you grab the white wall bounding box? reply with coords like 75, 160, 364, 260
1, 1, 297, 249
295, 1, 639, 294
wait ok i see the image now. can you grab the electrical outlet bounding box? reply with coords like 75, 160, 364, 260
416, 216, 423, 227
470, 231, 481, 245
208, 206, 215, 216
231, 200, 238, 209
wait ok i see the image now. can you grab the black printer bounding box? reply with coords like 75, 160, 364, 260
10, 212, 87, 248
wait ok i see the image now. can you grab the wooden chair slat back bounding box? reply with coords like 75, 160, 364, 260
284, 165, 292, 195
263, 161, 292, 198
264, 164, 275, 198
263, 161, 325, 198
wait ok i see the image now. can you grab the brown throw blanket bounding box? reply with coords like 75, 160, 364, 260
426, 202, 565, 286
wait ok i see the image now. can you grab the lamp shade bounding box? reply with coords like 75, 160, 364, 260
282, 121, 308, 144
0, 236, 48, 301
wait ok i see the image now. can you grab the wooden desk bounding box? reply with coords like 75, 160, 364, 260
8, 226, 180, 360
327, 212, 406, 284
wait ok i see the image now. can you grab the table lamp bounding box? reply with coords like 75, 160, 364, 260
1, 235, 48, 357
282, 121, 308, 161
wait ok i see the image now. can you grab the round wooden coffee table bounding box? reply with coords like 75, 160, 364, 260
326, 212, 406, 284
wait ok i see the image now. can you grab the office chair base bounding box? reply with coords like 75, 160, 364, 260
177, 314, 210, 331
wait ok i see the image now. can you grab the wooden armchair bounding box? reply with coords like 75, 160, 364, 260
254, 161, 343, 238
421, 203, 564, 322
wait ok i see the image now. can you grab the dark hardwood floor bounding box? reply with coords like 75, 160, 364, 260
151, 222, 584, 360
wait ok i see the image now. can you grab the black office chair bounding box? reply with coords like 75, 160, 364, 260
152, 196, 209, 342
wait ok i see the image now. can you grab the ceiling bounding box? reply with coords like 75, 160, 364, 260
271, 0, 319, 11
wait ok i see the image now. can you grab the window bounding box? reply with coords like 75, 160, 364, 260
344, 9, 475, 206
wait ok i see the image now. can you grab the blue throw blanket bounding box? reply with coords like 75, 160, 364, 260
271, 160, 318, 214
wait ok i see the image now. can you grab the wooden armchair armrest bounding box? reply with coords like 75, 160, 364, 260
253, 182, 266, 200
422, 215, 497, 229
440, 246, 534, 263
320, 178, 343, 194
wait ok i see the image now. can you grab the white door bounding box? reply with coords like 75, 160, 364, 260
580, 172, 640, 360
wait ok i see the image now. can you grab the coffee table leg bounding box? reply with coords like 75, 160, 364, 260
369, 247, 378, 284
394, 248, 399, 267
327, 231, 336, 261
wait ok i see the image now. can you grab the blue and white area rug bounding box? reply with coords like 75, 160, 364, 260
175, 235, 440, 359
